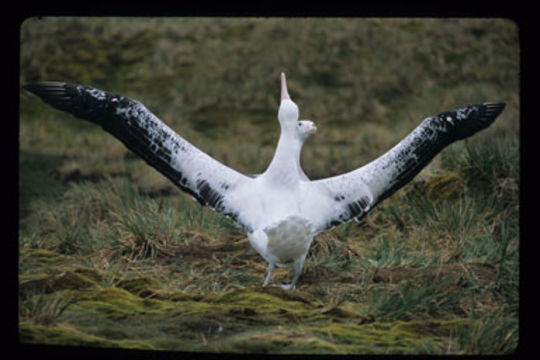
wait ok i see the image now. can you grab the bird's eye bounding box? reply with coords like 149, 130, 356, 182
298, 123, 302, 127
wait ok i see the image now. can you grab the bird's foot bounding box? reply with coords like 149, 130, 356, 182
280, 283, 296, 291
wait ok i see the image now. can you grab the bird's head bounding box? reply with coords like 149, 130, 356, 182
296, 120, 317, 142
278, 72, 300, 132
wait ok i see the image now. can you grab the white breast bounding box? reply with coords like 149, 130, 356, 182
248, 215, 314, 266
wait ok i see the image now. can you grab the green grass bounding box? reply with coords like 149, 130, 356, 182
19, 17, 519, 354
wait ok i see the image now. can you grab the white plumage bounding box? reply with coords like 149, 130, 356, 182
24, 73, 505, 290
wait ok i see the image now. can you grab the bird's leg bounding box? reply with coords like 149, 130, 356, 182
262, 262, 275, 287
280, 256, 305, 291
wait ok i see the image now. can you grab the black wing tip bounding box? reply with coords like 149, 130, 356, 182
483, 101, 506, 113
23, 81, 67, 94
453, 102, 506, 139
479, 102, 506, 124
23, 81, 82, 111
23, 81, 70, 101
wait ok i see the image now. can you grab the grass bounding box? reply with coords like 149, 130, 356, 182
19, 17, 519, 354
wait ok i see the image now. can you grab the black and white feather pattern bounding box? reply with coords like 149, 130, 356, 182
23, 82, 254, 231
24, 81, 505, 235
24, 80, 505, 290
307, 102, 505, 232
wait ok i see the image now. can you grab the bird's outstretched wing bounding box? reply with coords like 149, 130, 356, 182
24, 82, 255, 231
305, 102, 505, 232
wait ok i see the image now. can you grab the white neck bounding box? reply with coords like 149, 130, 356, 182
262, 131, 304, 186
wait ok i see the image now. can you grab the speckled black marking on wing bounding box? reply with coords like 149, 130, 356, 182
326, 195, 371, 229
24, 82, 205, 202
196, 179, 224, 210
24, 82, 129, 126
376, 102, 505, 203
347, 196, 371, 219
318, 102, 505, 231
24, 82, 248, 229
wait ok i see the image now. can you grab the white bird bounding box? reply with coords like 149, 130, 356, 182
247, 118, 316, 181
23, 73, 505, 290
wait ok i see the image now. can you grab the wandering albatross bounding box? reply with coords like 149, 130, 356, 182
23, 73, 505, 290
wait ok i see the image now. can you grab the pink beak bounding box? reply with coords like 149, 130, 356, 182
281, 72, 290, 100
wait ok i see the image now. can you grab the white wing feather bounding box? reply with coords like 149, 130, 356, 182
304, 102, 505, 232
24, 82, 256, 232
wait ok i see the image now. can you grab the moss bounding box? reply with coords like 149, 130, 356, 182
19, 270, 101, 298
319, 305, 357, 319
423, 172, 464, 202
20, 248, 68, 265
72, 268, 104, 284
211, 319, 466, 354
208, 287, 314, 307
117, 276, 162, 297
284, 338, 343, 354
53, 271, 101, 291
19, 322, 153, 349
395, 318, 471, 338
166, 291, 201, 302
204, 287, 324, 323
74, 287, 226, 321
308, 321, 448, 354
235, 334, 293, 353
74, 287, 154, 319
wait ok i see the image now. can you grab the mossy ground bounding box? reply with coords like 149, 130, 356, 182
19, 17, 519, 354
19, 245, 505, 354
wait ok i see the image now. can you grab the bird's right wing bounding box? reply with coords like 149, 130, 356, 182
24, 82, 257, 232
303, 102, 506, 233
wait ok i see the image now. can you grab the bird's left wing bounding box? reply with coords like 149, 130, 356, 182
303, 102, 505, 233
24, 82, 255, 232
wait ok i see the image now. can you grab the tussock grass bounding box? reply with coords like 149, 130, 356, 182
19, 293, 74, 326
19, 17, 518, 354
